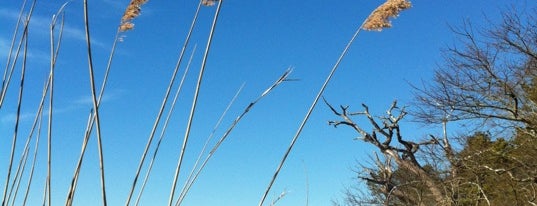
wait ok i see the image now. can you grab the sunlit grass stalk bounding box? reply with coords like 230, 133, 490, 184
133, 45, 197, 206
0, 10, 36, 205
1, 0, 26, 89
44, 5, 69, 206
64, 108, 94, 206
258, 0, 411, 204
175, 69, 291, 206
0, 0, 35, 109
64, 23, 121, 206
1, 20, 29, 206
65, 0, 124, 201
10, 36, 57, 206
124, 2, 203, 206
258, 19, 367, 206
168, 1, 223, 205
175, 82, 245, 206
82, 0, 108, 205
22, 109, 44, 206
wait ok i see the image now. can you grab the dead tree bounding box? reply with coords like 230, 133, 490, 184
325, 99, 446, 205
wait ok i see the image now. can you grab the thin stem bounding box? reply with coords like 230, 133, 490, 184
0, 0, 34, 109
2, 22, 28, 206
258, 16, 368, 206
133, 45, 197, 206
82, 0, 107, 205
124, 2, 203, 205
64, 28, 120, 206
175, 69, 291, 206
1, 13, 32, 206
1, 0, 26, 86
10, 9, 66, 203
168, 1, 223, 205
176, 82, 245, 205
22, 108, 44, 206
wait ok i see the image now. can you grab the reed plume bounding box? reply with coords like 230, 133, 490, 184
363, 0, 411, 31
119, 0, 148, 32
201, 0, 218, 6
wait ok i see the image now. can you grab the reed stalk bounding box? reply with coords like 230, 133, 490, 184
175, 82, 245, 206
133, 45, 197, 206
1, 0, 26, 92
1, 21, 28, 206
0, 0, 34, 109
82, 0, 108, 204
168, 1, 223, 205
124, 2, 203, 205
258, 1, 411, 205
175, 69, 291, 206
64, 24, 120, 206
0, 9, 34, 205
22, 110, 44, 206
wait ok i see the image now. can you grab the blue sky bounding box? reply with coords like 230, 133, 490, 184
1, 0, 535, 205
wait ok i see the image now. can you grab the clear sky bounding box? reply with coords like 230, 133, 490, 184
0, 0, 535, 206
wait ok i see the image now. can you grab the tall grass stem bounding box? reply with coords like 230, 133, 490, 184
124, 2, 204, 206
176, 69, 291, 206
82, 0, 108, 204
168, 1, 223, 205
176, 82, 245, 205
258, 16, 369, 206
133, 45, 197, 206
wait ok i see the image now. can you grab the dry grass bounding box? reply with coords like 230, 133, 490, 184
363, 0, 411, 31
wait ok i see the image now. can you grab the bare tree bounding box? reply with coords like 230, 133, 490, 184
325, 100, 446, 205
412, 7, 537, 131
331, 6, 537, 206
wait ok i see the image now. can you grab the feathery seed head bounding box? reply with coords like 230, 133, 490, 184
201, 0, 218, 6
119, 0, 148, 32
119, 22, 134, 32
363, 0, 411, 31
